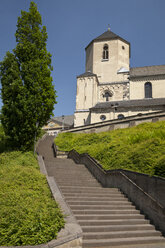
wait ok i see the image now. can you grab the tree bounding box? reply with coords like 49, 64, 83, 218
0, 2, 56, 150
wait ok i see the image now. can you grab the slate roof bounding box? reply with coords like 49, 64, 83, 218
90, 98, 165, 111
130, 65, 165, 78
51, 115, 74, 127
86, 30, 130, 50
77, 71, 97, 78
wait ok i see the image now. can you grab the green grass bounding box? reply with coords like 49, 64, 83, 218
0, 126, 64, 246
55, 121, 165, 177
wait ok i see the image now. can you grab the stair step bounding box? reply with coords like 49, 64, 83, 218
75, 214, 145, 220
58, 183, 101, 187
72, 209, 140, 215
82, 236, 165, 247
78, 219, 150, 226
63, 192, 124, 197
67, 200, 132, 206
81, 224, 155, 232
59, 186, 119, 192
69, 204, 136, 210
65, 196, 127, 201
83, 230, 162, 239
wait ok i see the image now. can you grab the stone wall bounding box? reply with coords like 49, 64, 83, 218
66, 111, 165, 134
68, 150, 165, 234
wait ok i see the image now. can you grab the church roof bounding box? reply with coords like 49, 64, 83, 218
90, 98, 165, 111
86, 29, 130, 50
130, 65, 165, 78
51, 115, 74, 127
77, 71, 97, 78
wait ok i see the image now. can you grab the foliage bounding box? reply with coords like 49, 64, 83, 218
55, 121, 165, 177
0, 2, 56, 150
0, 124, 12, 153
0, 151, 64, 246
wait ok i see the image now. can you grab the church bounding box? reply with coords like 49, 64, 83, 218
74, 28, 165, 127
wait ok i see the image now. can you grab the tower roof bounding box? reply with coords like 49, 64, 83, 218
85, 29, 130, 50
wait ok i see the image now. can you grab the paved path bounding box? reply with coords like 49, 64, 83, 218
37, 135, 165, 248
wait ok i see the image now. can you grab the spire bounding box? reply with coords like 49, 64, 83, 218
108, 24, 110, 31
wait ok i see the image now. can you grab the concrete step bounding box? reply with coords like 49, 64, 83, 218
65, 196, 127, 201
58, 182, 101, 187
75, 214, 145, 220
67, 200, 132, 206
55, 179, 99, 184
59, 186, 119, 192
72, 209, 141, 215
69, 204, 136, 210
63, 192, 124, 197
83, 230, 162, 239
82, 236, 165, 247
78, 219, 150, 226
81, 224, 155, 232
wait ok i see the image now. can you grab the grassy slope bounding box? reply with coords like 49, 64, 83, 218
0, 127, 64, 246
55, 121, 165, 177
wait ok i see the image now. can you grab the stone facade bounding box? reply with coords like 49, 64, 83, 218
74, 29, 165, 127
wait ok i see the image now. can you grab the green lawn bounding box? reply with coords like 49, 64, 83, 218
55, 121, 165, 177
0, 126, 64, 246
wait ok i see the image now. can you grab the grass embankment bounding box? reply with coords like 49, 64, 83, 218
0, 127, 64, 246
55, 121, 165, 177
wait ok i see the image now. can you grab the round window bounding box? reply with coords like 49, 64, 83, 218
100, 115, 106, 121
118, 114, 124, 120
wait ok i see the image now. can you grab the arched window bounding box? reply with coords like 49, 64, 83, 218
103, 91, 112, 102
103, 44, 109, 60
145, 82, 152, 98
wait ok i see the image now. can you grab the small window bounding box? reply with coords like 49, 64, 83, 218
103, 44, 109, 60
118, 114, 124, 120
103, 91, 112, 102
145, 82, 152, 98
122, 46, 125, 50
100, 115, 106, 121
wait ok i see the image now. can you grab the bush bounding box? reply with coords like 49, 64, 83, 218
55, 121, 165, 177
0, 151, 64, 246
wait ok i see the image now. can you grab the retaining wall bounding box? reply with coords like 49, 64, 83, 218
63, 111, 165, 134
68, 149, 165, 234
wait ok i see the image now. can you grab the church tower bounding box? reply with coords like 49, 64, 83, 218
74, 28, 130, 127
85, 28, 130, 83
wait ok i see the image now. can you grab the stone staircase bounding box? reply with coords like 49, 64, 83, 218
37, 136, 165, 248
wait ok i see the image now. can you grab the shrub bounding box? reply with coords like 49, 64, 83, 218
0, 151, 64, 245
55, 121, 165, 177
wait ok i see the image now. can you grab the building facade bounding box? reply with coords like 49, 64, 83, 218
74, 29, 165, 127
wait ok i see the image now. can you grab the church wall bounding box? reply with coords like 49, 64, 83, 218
74, 111, 90, 127
90, 107, 163, 124
76, 76, 98, 111
92, 40, 129, 83
86, 44, 93, 73
130, 78, 165, 100
76, 78, 85, 110
98, 82, 129, 102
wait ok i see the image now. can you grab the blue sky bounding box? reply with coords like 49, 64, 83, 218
0, 0, 165, 117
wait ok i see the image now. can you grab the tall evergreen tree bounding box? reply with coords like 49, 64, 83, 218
0, 2, 56, 150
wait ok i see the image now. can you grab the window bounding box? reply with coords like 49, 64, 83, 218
103, 91, 112, 102
100, 115, 106, 121
145, 82, 152, 98
103, 44, 109, 60
118, 114, 124, 120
